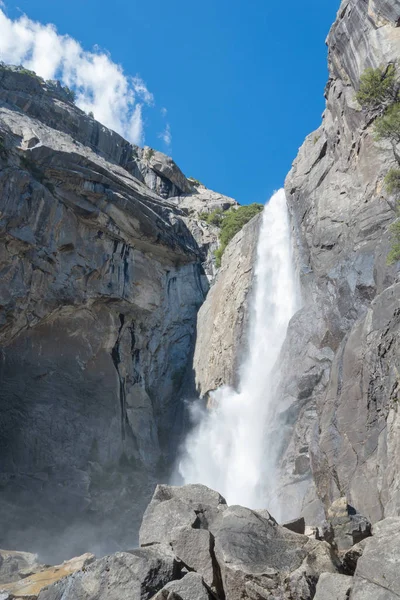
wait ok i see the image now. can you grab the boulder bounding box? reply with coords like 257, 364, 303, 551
318, 498, 371, 552
37, 548, 181, 600
0, 549, 42, 584
139, 484, 227, 547
351, 517, 400, 599
211, 504, 338, 600
314, 573, 353, 600
170, 528, 216, 589
151, 572, 212, 600
0, 553, 94, 598
147, 149, 192, 195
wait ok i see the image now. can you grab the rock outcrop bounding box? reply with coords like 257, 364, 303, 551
192, 213, 261, 396
0, 65, 236, 560
1, 483, 396, 600
0, 553, 95, 599
274, 0, 400, 524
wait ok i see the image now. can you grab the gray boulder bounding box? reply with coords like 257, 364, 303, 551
139, 484, 340, 599
151, 572, 213, 600
351, 517, 400, 599
314, 573, 353, 600
139, 484, 227, 547
170, 528, 216, 589
207, 503, 338, 600
37, 548, 181, 600
318, 498, 371, 553
0, 549, 41, 584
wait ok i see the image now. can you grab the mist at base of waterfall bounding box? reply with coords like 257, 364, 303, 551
178, 189, 298, 516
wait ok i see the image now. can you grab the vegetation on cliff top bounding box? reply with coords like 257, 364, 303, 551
355, 64, 397, 110
357, 64, 400, 264
201, 204, 263, 267
0, 63, 76, 103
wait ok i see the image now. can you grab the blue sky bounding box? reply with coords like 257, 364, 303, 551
0, 1, 338, 204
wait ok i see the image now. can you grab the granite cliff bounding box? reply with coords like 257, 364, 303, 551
279, 0, 400, 525
194, 0, 400, 531
2, 0, 400, 598
0, 64, 236, 559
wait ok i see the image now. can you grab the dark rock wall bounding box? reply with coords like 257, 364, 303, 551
0, 69, 207, 560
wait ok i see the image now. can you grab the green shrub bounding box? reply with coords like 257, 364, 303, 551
387, 219, 400, 264
198, 208, 224, 226
188, 176, 203, 186
384, 168, 400, 194
214, 246, 224, 268
145, 147, 155, 161
208, 208, 224, 226
62, 86, 76, 103
374, 102, 400, 144
356, 64, 397, 109
16, 66, 45, 83
214, 203, 264, 267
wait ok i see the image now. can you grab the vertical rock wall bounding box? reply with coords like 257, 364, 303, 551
279, 0, 400, 524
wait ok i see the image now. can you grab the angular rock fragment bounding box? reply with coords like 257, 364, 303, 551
37, 548, 181, 600
151, 572, 213, 600
282, 516, 306, 535
139, 484, 227, 547
0, 549, 42, 584
314, 573, 353, 600
0, 553, 94, 599
351, 517, 400, 599
318, 498, 371, 552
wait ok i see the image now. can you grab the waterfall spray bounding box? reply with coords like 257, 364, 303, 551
179, 188, 298, 512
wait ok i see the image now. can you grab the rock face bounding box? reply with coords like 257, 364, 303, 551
0, 66, 237, 560
169, 185, 238, 282
192, 213, 261, 396
275, 0, 400, 524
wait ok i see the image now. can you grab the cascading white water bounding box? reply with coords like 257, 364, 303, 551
178, 188, 298, 511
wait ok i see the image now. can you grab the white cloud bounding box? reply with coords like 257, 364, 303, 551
159, 123, 172, 147
0, 8, 154, 145
161, 107, 167, 117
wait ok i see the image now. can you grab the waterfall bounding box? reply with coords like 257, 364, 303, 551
178, 188, 298, 511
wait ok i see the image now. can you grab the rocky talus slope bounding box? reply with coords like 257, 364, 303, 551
1, 484, 398, 600
0, 65, 237, 559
